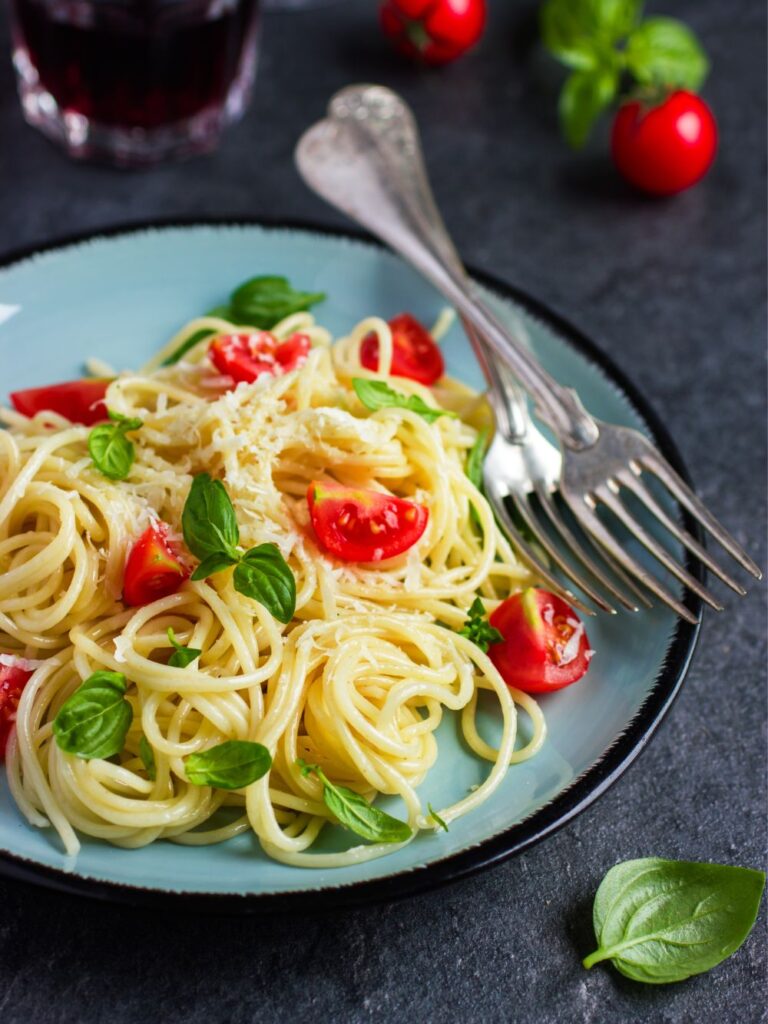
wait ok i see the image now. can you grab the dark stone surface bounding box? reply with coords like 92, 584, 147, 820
0, 1, 765, 1022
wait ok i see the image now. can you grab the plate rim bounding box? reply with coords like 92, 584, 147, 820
0, 217, 703, 912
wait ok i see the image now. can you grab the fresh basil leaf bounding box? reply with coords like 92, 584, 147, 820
625, 18, 709, 91
190, 551, 239, 583
352, 378, 454, 424
427, 803, 449, 832
166, 627, 202, 669
466, 427, 489, 533
560, 66, 619, 148
230, 276, 325, 330
182, 473, 240, 564
458, 597, 504, 653
233, 544, 296, 624
541, 0, 641, 67
139, 735, 156, 781
52, 671, 133, 760
584, 858, 766, 984
185, 739, 272, 790
88, 413, 143, 481
300, 761, 412, 844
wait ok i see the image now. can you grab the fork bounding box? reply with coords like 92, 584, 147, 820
295, 85, 762, 623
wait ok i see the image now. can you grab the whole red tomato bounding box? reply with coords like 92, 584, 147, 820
380, 0, 486, 66
611, 90, 718, 196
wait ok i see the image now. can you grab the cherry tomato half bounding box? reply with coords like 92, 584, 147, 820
0, 661, 33, 757
10, 378, 110, 426
488, 588, 593, 694
611, 90, 718, 196
209, 331, 311, 385
380, 0, 486, 66
360, 313, 445, 386
307, 480, 429, 562
123, 523, 189, 607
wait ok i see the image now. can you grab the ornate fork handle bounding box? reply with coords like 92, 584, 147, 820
296, 97, 599, 452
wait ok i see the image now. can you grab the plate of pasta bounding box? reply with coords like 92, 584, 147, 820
0, 221, 700, 910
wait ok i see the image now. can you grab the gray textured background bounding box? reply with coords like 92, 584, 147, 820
0, 2, 765, 1022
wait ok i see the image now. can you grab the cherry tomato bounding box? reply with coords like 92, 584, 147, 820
10, 378, 110, 425
488, 588, 593, 694
123, 523, 188, 607
208, 331, 311, 385
307, 480, 429, 562
0, 661, 33, 757
611, 90, 718, 196
380, 0, 486, 66
360, 313, 445, 386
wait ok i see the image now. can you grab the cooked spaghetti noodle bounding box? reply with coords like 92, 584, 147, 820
1, 308, 545, 866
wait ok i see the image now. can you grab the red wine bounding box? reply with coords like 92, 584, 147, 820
11, 0, 260, 131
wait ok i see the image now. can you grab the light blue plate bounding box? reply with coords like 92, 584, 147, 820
0, 223, 701, 910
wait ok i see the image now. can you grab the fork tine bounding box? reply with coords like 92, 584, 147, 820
532, 482, 650, 611
642, 454, 762, 580
506, 492, 616, 613
597, 485, 724, 612
562, 493, 699, 624
617, 469, 747, 596
485, 482, 597, 615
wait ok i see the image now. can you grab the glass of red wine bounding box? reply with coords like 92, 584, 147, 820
9, 0, 261, 166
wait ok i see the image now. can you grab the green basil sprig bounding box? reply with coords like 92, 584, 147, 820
298, 759, 412, 844
465, 427, 489, 532
427, 803, 449, 832
352, 378, 454, 425
139, 735, 157, 781
52, 671, 133, 760
182, 473, 296, 623
88, 411, 143, 481
584, 858, 766, 984
163, 275, 326, 365
167, 627, 202, 669
541, 0, 709, 148
185, 740, 272, 790
458, 597, 503, 653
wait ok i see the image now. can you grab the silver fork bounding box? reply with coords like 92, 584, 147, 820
323, 86, 647, 618
296, 85, 762, 623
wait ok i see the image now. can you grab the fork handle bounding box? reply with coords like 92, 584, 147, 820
296, 103, 600, 451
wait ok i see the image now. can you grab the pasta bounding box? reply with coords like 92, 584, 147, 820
1, 305, 545, 867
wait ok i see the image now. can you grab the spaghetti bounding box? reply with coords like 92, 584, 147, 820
1, 307, 545, 866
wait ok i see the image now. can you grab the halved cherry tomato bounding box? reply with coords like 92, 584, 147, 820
208, 331, 311, 385
307, 480, 428, 562
10, 379, 110, 425
360, 313, 444, 386
488, 588, 593, 694
0, 661, 33, 757
123, 523, 189, 607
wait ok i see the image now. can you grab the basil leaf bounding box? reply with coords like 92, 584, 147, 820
52, 671, 133, 760
185, 740, 272, 790
190, 551, 239, 582
427, 803, 449, 832
88, 413, 143, 481
560, 66, 619, 149
584, 858, 766, 984
458, 597, 504, 653
625, 18, 709, 91
182, 473, 240, 564
230, 276, 326, 330
233, 544, 296, 624
139, 735, 156, 781
466, 427, 489, 533
299, 761, 412, 844
166, 627, 202, 668
541, 0, 641, 67
352, 378, 454, 424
